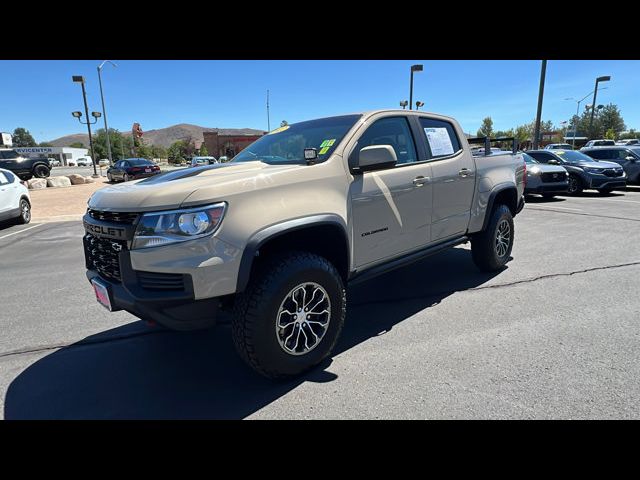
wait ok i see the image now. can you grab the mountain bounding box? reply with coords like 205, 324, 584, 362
47, 123, 266, 148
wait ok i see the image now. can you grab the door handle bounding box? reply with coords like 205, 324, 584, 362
413, 176, 429, 187
458, 168, 471, 177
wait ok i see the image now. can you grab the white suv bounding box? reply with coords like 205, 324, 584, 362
0, 168, 31, 224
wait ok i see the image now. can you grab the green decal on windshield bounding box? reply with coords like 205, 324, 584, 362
319, 146, 330, 155
320, 138, 336, 148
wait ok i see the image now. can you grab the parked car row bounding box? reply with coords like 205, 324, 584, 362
0, 168, 31, 224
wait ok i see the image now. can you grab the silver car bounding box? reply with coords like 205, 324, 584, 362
521, 151, 569, 198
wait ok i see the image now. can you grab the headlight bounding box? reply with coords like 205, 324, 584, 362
584, 167, 604, 174
528, 167, 542, 175
132, 202, 226, 249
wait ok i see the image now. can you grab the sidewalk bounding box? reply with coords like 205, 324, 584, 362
29, 178, 110, 223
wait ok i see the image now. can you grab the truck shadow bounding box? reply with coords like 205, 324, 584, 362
4, 246, 503, 419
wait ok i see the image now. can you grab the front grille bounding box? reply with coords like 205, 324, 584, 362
602, 169, 624, 177
88, 209, 139, 224
541, 171, 567, 183
136, 271, 186, 291
84, 233, 126, 282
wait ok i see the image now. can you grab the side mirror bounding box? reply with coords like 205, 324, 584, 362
625, 155, 636, 162
351, 145, 397, 173
548, 159, 560, 165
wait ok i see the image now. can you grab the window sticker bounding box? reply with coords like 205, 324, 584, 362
319, 146, 330, 155
424, 127, 454, 156
268, 125, 290, 135
320, 138, 336, 148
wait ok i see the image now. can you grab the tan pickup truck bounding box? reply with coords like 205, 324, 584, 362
83, 109, 526, 379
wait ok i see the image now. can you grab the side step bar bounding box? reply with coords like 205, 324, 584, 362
348, 236, 469, 286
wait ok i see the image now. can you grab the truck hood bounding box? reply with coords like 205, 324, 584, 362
88, 161, 304, 212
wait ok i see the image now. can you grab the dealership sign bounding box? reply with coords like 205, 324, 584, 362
15, 147, 54, 154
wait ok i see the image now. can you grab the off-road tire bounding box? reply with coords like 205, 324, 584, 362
232, 251, 346, 380
33, 164, 50, 178
471, 204, 514, 272
567, 174, 583, 195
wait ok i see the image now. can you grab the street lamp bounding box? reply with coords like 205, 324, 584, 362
415, 101, 424, 110
97, 60, 117, 164
399, 100, 408, 110
588, 75, 611, 137
409, 64, 423, 110
72, 75, 101, 178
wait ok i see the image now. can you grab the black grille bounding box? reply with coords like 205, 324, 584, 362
84, 233, 125, 282
541, 171, 567, 183
136, 271, 186, 291
603, 169, 624, 177
88, 209, 139, 224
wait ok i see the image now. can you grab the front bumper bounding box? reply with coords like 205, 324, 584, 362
588, 175, 627, 190
525, 182, 569, 195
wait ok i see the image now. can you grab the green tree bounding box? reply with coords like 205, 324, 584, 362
69, 141, 85, 148
39, 142, 53, 147
598, 104, 625, 138
151, 145, 167, 159
167, 141, 186, 164
604, 128, 616, 140
619, 129, 639, 140
199, 143, 208, 156
477, 117, 494, 137
12, 128, 37, 147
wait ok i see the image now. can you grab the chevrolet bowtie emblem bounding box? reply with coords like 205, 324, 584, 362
111, 243, 122, 252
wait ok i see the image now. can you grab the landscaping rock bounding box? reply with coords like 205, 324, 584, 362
46, 176, 72, 188
83, 176, 96, 183
27, 178, 48, 190
67, 174, 86, 185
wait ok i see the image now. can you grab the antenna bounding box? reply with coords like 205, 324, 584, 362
267, 89, 271, 132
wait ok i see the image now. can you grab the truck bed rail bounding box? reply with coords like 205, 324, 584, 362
467, 136, 517, 156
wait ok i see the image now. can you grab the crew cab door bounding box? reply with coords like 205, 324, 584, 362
416, 116, 475, 241
349, 115, 433, 268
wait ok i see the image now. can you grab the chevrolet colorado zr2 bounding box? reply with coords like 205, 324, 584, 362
83, 110, 526, 379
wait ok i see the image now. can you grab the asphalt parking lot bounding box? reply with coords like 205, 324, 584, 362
1, 188, 639, 419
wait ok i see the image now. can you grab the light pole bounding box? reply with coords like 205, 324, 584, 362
266, 89, 271, 131
72, 75, 101, 178
97, 60, 117, 164
532, 60, 547, 150
415, 101, 424, 110
399, 100, 408, 110
565, 87, 607, 149
588, 75, 611, 138
409, 64, 423, 110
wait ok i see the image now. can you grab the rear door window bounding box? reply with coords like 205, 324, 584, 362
418, 117, 462, 159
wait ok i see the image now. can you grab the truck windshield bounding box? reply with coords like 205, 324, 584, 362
233, 114, 362, 165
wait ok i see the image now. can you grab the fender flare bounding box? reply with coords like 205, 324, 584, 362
482, 185, 519, 232
235, 214, 349, 293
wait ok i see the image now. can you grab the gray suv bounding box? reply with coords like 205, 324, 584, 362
581, 146, 640, 184
527, 149, 626, 195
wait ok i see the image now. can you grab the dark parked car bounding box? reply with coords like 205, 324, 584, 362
0, 148, 51, 180
527, 149, 626, 195
581, 146, 640, 184
106, 158, 161, 183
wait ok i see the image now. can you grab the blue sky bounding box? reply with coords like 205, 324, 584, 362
1, 60, 638, 143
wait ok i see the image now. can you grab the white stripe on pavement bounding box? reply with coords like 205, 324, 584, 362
528, 205, 584, 212
0, 224, 43, 240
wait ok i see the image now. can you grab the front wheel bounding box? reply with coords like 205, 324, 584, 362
567, 174, 583, 195
123, 173, 130, 182
471, 204, 514, 272
232, 251, 346, 379
107, 172, 113, 183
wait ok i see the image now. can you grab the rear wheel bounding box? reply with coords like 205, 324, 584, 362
232, 251, 346, 379
567, 174, 583, 195
16, 199, 31, 224
471, 204, 514, 272
33, 164, 50, 178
